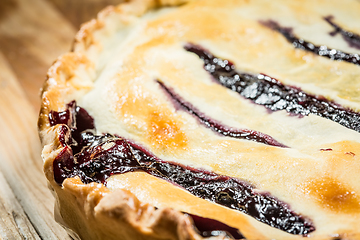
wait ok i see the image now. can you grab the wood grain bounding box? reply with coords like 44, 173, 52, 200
48, 0, 122, 29
0, 51, 71, 239
0, 170, 40, 240
0, 0, 123, 238
0, 0, 76, 110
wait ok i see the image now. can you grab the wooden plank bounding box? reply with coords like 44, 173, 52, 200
0, 0, 124, 238
0, 170, 40, 240
0, 0, 76, 110
0, 51, 71, 239
48, 0, 124, 29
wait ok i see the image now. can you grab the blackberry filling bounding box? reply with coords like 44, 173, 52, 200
324, 16, 360, 50
157, 80, 287, 148
49, 101, 95, 153
188, 214, 244, 239
261, 20, 360, 66
50, 102, 315, 235
185, 43, 360, 133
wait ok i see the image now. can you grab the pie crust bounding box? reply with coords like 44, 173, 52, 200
38, 0, 360, 239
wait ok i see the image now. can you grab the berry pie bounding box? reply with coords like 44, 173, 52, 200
38, 0, 360, 239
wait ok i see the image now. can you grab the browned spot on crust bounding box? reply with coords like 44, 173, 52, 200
148, 111, 187, 149
111, 78, 188, 151
304, 177, 360, 214
47, 53, 92, 80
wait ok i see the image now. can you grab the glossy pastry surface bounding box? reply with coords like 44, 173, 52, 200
38, 0, 360, 239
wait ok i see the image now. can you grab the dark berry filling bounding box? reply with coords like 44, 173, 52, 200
50, 102, 315, 235
49, 101, 95, 152
261, 20, 360, 66
188, 213, 244, 239
324, 16, 360, 50
185, 43, 360, 133
157, 80, 287, 148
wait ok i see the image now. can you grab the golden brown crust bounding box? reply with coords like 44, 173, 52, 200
54, 177, 211, 240
38, 0, 360, 239
39, 1, 232, 240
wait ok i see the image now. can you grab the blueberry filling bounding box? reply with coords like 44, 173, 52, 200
49, 102, 315, 235
324, 16, 360, 50
49, 101, 95, 153
157, 80, 287, 147
185, 43, 360, 133
188, 213, 244, 239
261, 20, 360, 66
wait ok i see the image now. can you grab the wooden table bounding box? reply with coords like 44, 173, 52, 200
0, 0, 121, 238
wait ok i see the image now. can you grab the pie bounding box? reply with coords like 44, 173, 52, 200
38, 0, 360, 239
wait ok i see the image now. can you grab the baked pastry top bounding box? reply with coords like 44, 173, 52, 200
38, 0, 360, 239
